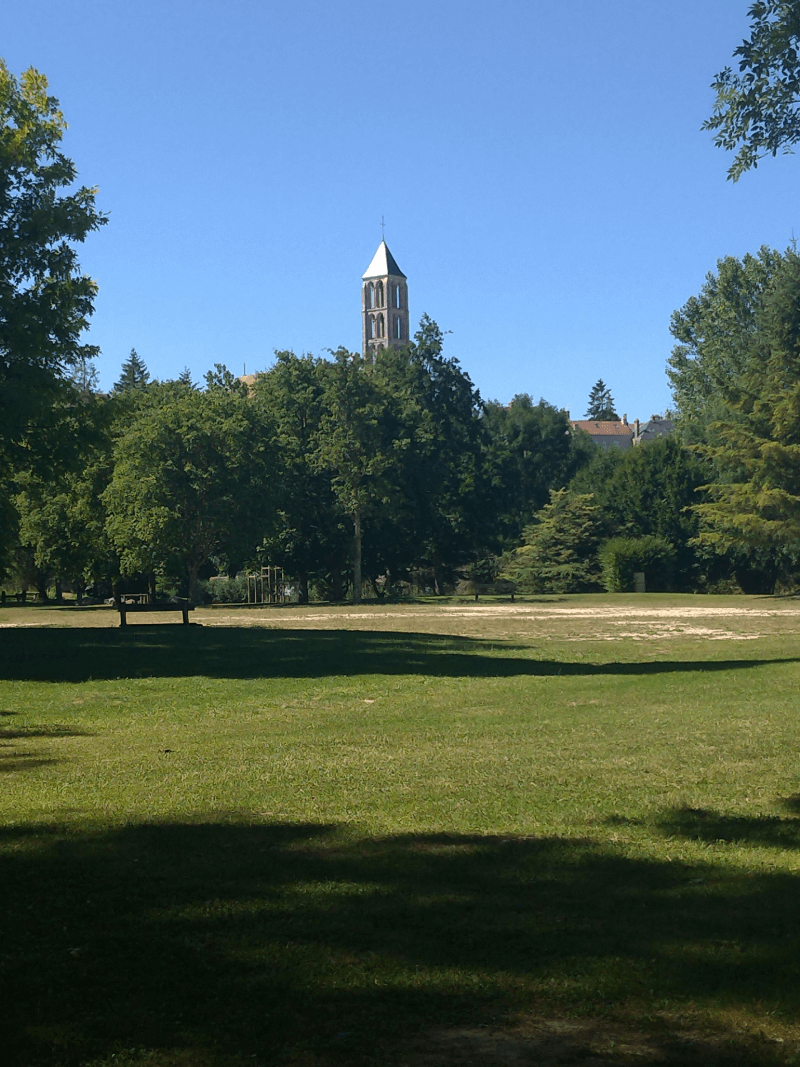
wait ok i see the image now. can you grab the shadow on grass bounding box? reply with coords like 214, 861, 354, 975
637, 805, 800, 852
0, 725, 88, 774
0, 627, 796, 683
4, 820, 800, 1066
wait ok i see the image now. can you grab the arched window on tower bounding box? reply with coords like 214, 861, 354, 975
394, 316, 402, 340
366, 282, 374, 309
377, 314, 385, 338
369, 316, 376, 339
376, 281, 384, 307
394, 284, 402, 308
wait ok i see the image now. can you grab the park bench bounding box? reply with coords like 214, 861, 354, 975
115, 598, 194, 627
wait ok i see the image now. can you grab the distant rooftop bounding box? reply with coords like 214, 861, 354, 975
570, 420, 633, 436
362, 240, 406, 280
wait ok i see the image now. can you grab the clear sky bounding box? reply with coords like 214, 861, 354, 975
4, 0, 798, 421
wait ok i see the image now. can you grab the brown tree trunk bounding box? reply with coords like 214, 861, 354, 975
432, 550, 445, 596
298, 571, 309, 604
352, 507, 362, 604
188, 564, 202, 605
330, 565, 344, 602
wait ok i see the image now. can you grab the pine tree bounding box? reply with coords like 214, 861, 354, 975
585, 380, 618, 420
113, 349, 150, 393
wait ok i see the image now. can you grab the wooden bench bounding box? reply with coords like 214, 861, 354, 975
116, 600, 194, 627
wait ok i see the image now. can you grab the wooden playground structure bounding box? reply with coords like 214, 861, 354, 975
246, 566, 288, 604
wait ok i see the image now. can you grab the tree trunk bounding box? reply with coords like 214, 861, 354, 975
76, 584, 84, 606
330, 566, 344, 602
54, 580, 64, 603
188, 564, 202, 605
432, 550, 445, 596
352, 507, 362, 603
298, 571, 309, 604
148, 573, 157, 604
36, 573, 49, 602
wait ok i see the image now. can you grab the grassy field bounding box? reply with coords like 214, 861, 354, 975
3, 594, 800, 1066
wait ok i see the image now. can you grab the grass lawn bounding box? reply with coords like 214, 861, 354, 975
3, 594, 800, 1065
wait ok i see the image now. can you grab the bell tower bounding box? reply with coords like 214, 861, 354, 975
362, 240, 409, 358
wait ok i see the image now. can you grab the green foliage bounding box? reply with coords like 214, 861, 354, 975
373, 315, 487, 591
483, 393, 592, 545
202, 574, 248, 602
113, 348, 150, 393
672, 248, 800, 569
668, 246, 783, 436
15, 396, 114, 592
103, 376, 272, 602
253, 352, 347, 603
585, 379, 618, 420
0, 62, 106, 546
599, 535, 677, 592
703, 0, 800, 180
573, 438, 710, 590
500, 489, 604, 593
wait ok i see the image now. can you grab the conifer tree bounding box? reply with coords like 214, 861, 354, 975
585, 380, 618, 420
113, 349, 150, 392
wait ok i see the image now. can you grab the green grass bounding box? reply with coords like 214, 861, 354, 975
3, 596, 800, 1065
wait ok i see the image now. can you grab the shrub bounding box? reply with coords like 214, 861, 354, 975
499, 490, 604, 593
599, 536, 676, 592
202, 575, 249, 603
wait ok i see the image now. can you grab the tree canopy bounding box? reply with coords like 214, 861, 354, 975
704, 0, 800, 180
114, 349, 150, 392
0, 62, 106, 474
585, 379, 618, 420
669, 244, 800, 577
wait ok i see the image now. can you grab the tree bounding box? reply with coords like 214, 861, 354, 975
585, 380, 618, 420
0, 62, 106, 548
483, 394, 592, 546
13, 385, 115, 599
668, 246, 783, 436
313, 349, 401, 603
499, 489, 605, 593
691, 249, 800, 567
114, 349, 150, 392
571, 437, 712, 591
103, 376, 272, 603
599, 536, 677, 593
373, 315, 486, 593
254, 352, 348, 603
704, 0, 800, 180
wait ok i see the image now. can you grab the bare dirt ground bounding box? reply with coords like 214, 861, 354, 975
3, 595, 800, 645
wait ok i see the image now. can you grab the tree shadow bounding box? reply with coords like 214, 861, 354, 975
0, 754, 58, 774
4, 819, 800, 1066
643, 805, 800, 851
0, 627, 796, 683
0, 724, 92, 740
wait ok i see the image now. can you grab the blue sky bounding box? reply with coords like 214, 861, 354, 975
4, 0, 798, 421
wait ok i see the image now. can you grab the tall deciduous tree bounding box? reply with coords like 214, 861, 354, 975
313, 349, 401, 603
704, 0, 800, 180
103, 375, 272, 602
254, 352, 348, 603
0, 62, 106, 555
585, 380, 618, 420
0, 64, 106, 567
668, 246, 783, 436
483, 394, 592, 546
374, 315, 486, 593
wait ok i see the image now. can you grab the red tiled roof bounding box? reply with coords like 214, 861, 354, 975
570, 420, 632, 436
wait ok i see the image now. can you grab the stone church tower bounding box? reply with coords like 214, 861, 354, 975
362, 240, 409, 357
